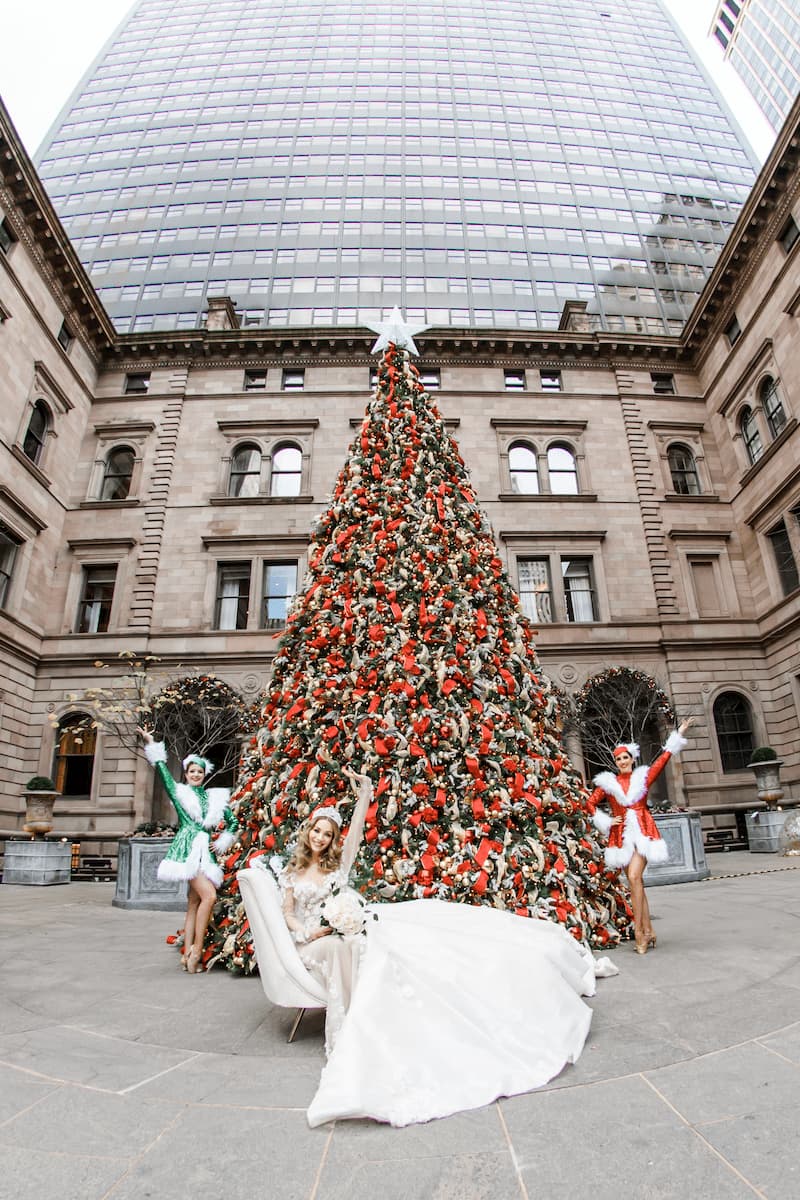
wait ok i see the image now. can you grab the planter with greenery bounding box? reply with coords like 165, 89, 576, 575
22, 776, 60, 837
745, 747, 790, 852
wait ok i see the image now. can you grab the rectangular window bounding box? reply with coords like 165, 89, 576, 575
767, 521, 800, 596
243, 369, 267, 391
261, 560, 298, 628
779, 215, 799, 255
57, 321, 73, 352
0, 523, 21, 609
724, 315, 741, 346
419, 368, 441, 390
76, 564, 117, 633
0, 217, 16, 255
562, 557, 597, 621
282, 368, 305, 391
504, 369, 526, 391
651, 372, 675, 395
214, 562, 251, 630
124, 372, 150, 395
539, 370, 562, 392
517, 558, 553, 624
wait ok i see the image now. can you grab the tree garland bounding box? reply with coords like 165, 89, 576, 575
207, 343, 632, 972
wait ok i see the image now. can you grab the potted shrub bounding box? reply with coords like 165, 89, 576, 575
2, 777, 70, 886
113, 820, 185, 912
747, 747, 784, 804
745, 748, 787, 853
23, 776, 60, 836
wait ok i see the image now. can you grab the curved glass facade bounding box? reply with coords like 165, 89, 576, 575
37, 0, 757, 334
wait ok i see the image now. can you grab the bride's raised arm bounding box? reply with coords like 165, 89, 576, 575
340, 769, 373, 878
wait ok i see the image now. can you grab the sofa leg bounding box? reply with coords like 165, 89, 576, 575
288, 1007, 306, 1043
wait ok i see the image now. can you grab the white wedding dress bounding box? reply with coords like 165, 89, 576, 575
276, 779, 618, 1128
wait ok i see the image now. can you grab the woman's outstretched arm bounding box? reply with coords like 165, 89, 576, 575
340, 768, 373, 877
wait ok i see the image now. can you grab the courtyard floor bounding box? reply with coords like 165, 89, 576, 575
1, 850, 798, 1200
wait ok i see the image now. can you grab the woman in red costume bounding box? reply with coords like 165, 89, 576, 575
588, 719, 693, 954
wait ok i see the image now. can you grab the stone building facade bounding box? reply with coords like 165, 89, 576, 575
2, 96, 799, 857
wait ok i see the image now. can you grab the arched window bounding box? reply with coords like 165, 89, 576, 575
740, 406, 762, 465
760, 376, 786, 440
667, 443, 701, 495
22, 400, 50, 465
713, 692, 755, 773
547, 444, 579, 495
100, 445, 135, 500
228, 443, 262, 497
53, 714, 96, 797
269, 443, 302, 497
508, 441, 539, 494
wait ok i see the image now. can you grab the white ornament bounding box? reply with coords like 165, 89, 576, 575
367, 306, 428, 356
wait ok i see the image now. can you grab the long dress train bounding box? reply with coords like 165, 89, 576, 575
306, 896, 606, 1127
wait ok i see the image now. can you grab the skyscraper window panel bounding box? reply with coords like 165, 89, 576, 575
37, 0, 755, 333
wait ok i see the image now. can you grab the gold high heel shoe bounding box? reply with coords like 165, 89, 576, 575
634, 933, 649, 955
186, 947, 203, 974
647, 931, 657, 950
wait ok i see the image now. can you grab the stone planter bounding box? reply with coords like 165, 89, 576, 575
2, 839, 71, 886
644, 811, 710, 886
23, 790, 59, 836
748, 758, 784, 806
745, 808, 788, 853
113, 837, 187, 911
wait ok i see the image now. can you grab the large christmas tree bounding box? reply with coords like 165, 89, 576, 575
209, 314, 631, 972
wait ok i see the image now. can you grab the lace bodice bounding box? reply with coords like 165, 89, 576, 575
280, 868, 347, 943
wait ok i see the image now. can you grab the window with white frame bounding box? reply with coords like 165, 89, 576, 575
214, 562, 251, 630
740, 406, 762, 465
261, 561, 298, 628
22, 401, 51, 466
99, 446, 135, 500
547, 444, 579, 495
562, 557, 598, 621
270, 444, 303, 497
228, 443, 262, 497
508, 441, 539, 494
0, 523, 21, 609
75, 565, 117, 633
767, 521, 800, 596
667, 443, 701, 495
517, 558, 553, 623
760, 376, 787, 440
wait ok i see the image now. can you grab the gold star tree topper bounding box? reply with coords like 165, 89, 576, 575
367, 307, 428, 356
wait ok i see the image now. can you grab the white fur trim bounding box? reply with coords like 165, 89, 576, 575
213, 830, 235, 855
175, 782, 204, 824
144, 740, 167, 766
157, 831, 223, 886
204, 787, 231, 829
604, 809, 669, 869
592, 808, 613, 836
593, 766, 649, 808
664, 730, 688, 757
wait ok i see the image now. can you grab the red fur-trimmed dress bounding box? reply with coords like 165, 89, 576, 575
587, 731, 688, 869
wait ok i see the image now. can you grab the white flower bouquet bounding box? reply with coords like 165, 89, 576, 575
321, 888, 367, 937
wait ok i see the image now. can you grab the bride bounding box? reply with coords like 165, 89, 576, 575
271, 769, 616, 1128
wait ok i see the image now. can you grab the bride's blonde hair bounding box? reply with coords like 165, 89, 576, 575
286, 813, 343, 875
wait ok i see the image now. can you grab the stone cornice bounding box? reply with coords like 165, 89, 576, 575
101, 327, 684, 372
0, 99, 116, 355
681, 94, 800, 364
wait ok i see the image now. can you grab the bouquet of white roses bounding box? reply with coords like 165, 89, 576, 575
321, 888, 367, 937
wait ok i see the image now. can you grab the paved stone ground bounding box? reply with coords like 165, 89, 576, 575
1, 851, 798, 1200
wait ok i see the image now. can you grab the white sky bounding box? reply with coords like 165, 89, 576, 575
0, 0, 776, 161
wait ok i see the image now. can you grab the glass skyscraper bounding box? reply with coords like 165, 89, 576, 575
711, 0, 800, 132
37, 0, 757, 335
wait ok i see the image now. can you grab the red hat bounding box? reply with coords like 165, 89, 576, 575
613, 742, 640, 760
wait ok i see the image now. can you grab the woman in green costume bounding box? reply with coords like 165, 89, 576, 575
139, 728, 237, 973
